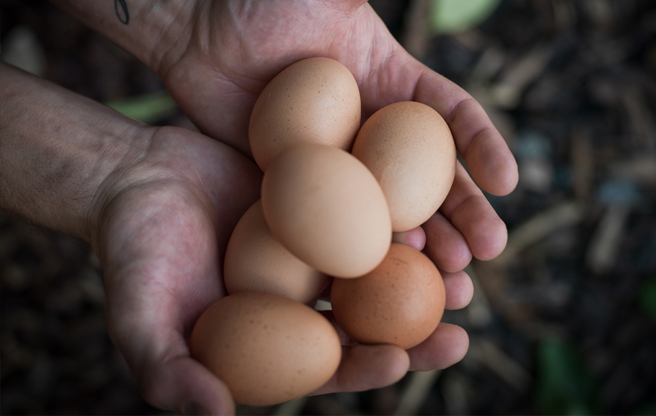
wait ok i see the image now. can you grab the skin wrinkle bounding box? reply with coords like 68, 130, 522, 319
149, 2, 197, 76
89, 131, 156, 251
194, 6, 273, 93
363, 43, 399, 111
318, 0, 361, 15
176, 139, 217, 220
443, 95, 475, 125
137, 342, 189, 407
443, 96, 484, 158
2, 66, 138, 242
337, 4, 377, 79
86, 132, 147, 243
117, 175, 220, 292
446, 193, 483, 223
462, 125, 491, 163
104, 192, 213, 358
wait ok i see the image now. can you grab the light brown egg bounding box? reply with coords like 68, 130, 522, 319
249, 57, 361, 171
261, 143, 392, 278
330, 243, 445, 349
190, 292, 341, 406
351, 101, 457, 232
224, 200, 330, 303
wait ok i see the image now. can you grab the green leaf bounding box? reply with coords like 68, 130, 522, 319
429, 0, 502, 34
106, 90, 178, 124
638, 276, 656, 323
535, 338, 600, 415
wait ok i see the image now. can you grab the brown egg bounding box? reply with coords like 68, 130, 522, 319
351, 101, 457, 232
261, 143, 392, 278
330, 243, 445, 349
190, 292, 341, 406
249, 57, 361, 171
224, 200, 330, 303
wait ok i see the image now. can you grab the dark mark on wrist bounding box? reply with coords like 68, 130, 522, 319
115, 0, 129, 24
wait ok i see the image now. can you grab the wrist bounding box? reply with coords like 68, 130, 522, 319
48, 0, 199, 75
0, 63, 152, 244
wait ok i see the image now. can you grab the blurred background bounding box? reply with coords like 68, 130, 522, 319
2, 0, 656, 414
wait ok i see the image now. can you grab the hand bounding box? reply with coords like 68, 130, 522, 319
2, 58, 467, 413
92, 125, 474, 414
91, 126, 260, 414
162, 0, 516, 258
30, 0, 519, 410
158, 0, 517, 371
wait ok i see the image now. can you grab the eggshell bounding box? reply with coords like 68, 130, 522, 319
249, 57, 361, 171
190, 292, 341, 406
261, 143, 392, 278
224, 200, 330, 303
330, 243, 445, 349
351, 101, 457, 232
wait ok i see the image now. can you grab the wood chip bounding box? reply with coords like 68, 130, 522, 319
393, 370, 441, 415
586, 203, 632, 274
494, 201, 585, 266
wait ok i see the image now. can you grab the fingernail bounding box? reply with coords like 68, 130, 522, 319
183, 402, 210, 415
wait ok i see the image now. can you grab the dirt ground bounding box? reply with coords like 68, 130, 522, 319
2, 0, 656, 414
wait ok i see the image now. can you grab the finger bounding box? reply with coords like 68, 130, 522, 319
439, 163, 508, 261
107, 285, 234, 415
422, 211, 471, 272
392, 226, 426, 251
413, 65, 518, 196
407, 323, 469, 371
136, 339, 235, 416
311, 344, 409, 395
106, 291, 233, 416
442, 270, 473, 310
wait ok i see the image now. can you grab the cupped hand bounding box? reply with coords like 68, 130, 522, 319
161, 0, 517, 265
95, 125, 476, 414
156, 0, 517, 383
94, 125, 261, 414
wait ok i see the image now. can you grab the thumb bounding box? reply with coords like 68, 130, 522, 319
104, 274, 235, 415
134, 342, 235, 415
107, 300, 234, 415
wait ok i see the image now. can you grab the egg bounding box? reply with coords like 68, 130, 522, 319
224, 200, 331, 303
261, 143, 392, 278
351, 101, 457, 232
190, 292, 342, 406
330, 243, 445, 349
249, 57, 361, 171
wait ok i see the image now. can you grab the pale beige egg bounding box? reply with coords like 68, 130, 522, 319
249, 57, 361, 171
261, 143, 392, 278
224, 200, 330, 303
190, 292, 341, 406
351, 101, 456, 232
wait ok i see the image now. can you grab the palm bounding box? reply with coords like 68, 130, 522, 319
164, 0, 406, 157
163, 0, 517, 270
113, 1, 519, 412
97, 126, 262, 412
95, 125, 471, 413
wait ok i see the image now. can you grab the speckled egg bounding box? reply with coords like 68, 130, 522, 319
249, 57, 361, 171
330, 243, 445, 349
190, 292, 341, 406
224, 200, 330, 303
351, 101, 456, 232
261, 143, 392, 278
